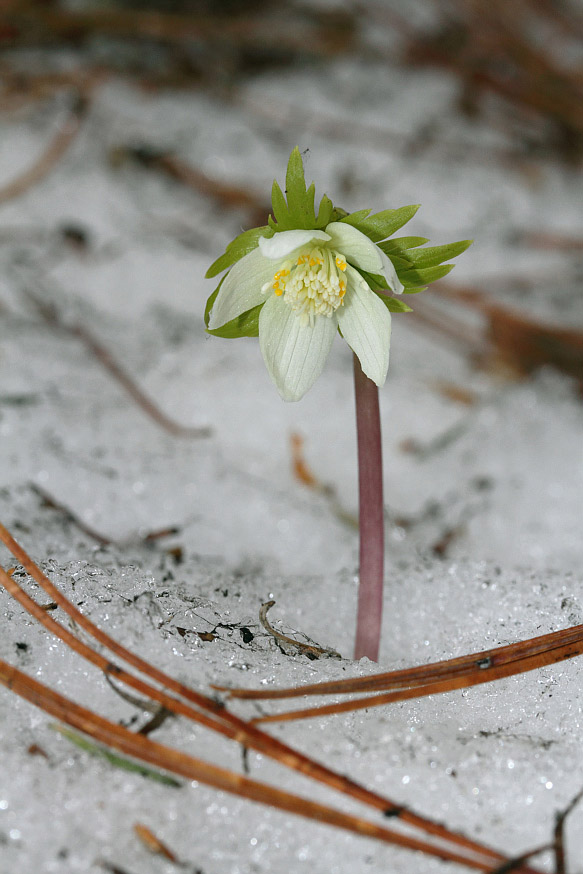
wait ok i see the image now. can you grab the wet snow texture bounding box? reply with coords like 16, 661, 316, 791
1, 46, 583, 874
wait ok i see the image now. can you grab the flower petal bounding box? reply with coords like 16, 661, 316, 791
258, 229, 330, 261
336, 266, 391, 387
208, 247, 274, 330
379, 249, 404, 294
259, 296, 336, 401
325, 222, 384, 272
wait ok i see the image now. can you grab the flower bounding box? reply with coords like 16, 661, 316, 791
207, 222, 403, 401
205, 148, 471, 402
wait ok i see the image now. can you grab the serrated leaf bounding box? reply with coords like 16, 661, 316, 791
206, 302, 263, 338
380, 236, 429, 254
405, 239, 472, 268
375, 292, 413, 313
268, 147, 331, 231
340, 205, 420, 242
206, 226, 272, 278
398, 263, 454, 286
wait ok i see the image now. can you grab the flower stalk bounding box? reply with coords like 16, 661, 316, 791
204, 147, 471, 662
353, 354, 384, 661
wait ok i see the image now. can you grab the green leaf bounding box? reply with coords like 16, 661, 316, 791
315, 193, 334, 229
380, 236, 429, 254
285, 148, 310, 215
206, 226, 272, 278
398, 263, 454, 286
374, 292, 413, 313
268, 147, 331, 231
384, 252, 413, 270
285, 149, 316, 228
340, 205, 420, 242
206, 302, 263, 338
270, 180, 289, 227
339, 208, 371, 225
353, 267, 412, 313
353, 267, 390, 292
404, 239, 472, 268
401, 286, 428, 294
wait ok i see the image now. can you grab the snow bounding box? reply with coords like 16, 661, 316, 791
1, 40, 583, 874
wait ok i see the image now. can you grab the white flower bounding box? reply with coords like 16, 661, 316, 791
207, 222, 403, 401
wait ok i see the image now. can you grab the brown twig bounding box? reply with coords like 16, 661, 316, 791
133, 823, 179, 863
221, 614, 583, 704
20, 285, 211, 439
31, 482, 182, 549
487, 846, 553, 874
111, 145, 269, 226
226, 626, 583, 724
71, 321, 211, 438
0, 522, 540, 873
30, 482, 112, 546
432, 283, 583, 382
289, 432, 358, 529
259, 600, 341, 660
2, 656, 499, 867
553, 785, 583, 874
0, 91, 89, 205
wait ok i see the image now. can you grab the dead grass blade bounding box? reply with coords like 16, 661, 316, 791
0, 522, 542, 873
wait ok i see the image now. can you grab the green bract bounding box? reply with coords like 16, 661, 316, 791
205, 148, 471, 401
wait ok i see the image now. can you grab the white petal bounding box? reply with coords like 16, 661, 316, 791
336, 266, 391, 387
325, 222, 384, 272
259, 295, 336, 401
208, 247, 275, 330
258, 229, 330, 261
379, 248, 404, 294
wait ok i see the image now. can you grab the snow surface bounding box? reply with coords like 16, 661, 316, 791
1, 43, 583, 874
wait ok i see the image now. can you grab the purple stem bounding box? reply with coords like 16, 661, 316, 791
353, 354, 384, 661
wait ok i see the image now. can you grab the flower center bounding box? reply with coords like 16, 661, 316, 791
262, 246, 347, 327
